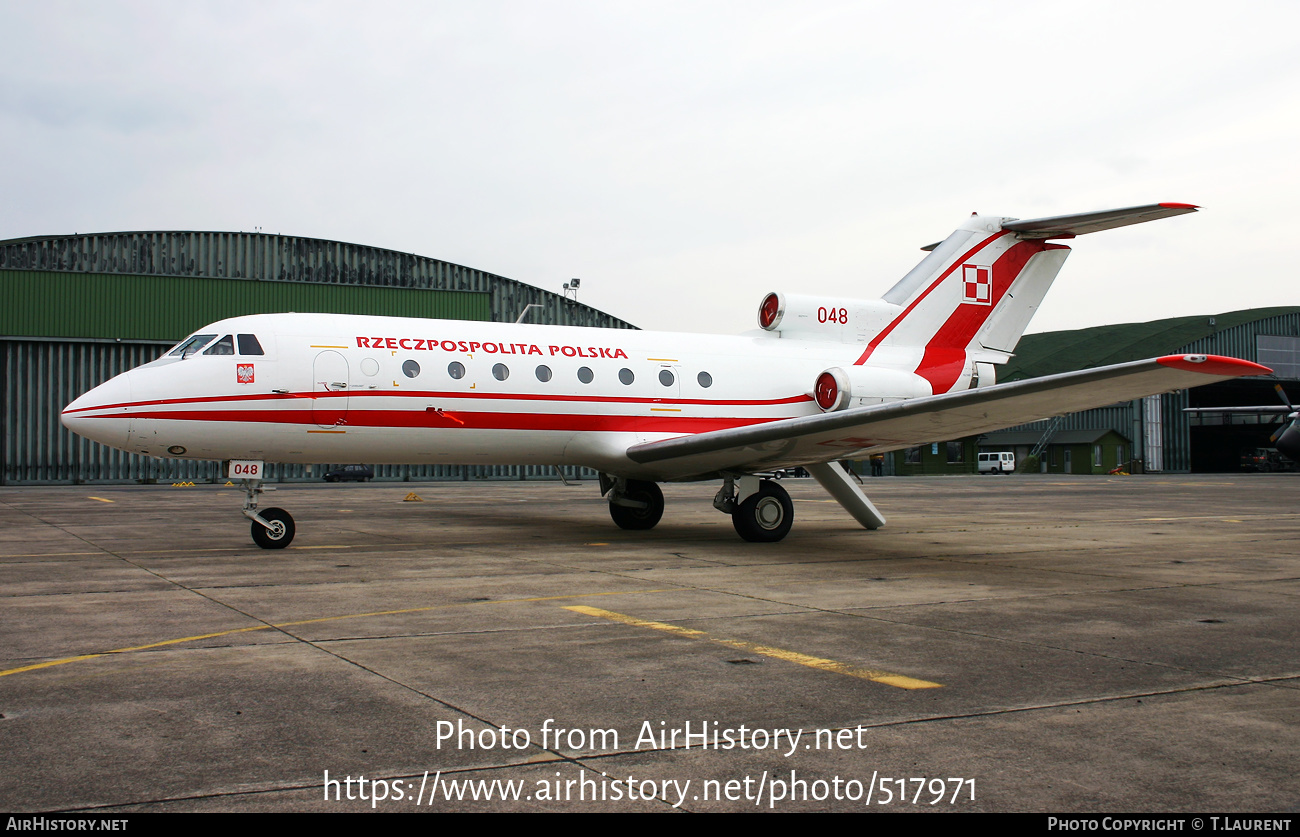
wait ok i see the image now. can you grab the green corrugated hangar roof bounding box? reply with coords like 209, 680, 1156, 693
1001, 306, 1300, 382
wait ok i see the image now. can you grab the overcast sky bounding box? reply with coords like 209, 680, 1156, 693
2, 0, 1297, 337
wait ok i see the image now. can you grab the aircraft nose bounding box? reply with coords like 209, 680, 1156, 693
61, 371, 134, 450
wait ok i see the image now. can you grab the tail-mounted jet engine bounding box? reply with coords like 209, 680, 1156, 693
812, 365, 930, 412
758, 292, 903, 343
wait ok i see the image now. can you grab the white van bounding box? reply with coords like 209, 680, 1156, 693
978, 451, 1016, 474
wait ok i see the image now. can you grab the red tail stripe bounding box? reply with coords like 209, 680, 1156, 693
853, 231, 1007, 366
913, 240, 1051, 393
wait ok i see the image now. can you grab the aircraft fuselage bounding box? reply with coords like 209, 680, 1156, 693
61, 312, 939, 481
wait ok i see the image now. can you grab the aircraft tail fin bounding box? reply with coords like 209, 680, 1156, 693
857, 203, 1198, 390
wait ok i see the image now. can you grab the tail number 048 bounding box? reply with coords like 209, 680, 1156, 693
818, 307, 848, 324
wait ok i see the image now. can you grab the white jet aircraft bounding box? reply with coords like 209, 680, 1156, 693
61, 203, 1270, 548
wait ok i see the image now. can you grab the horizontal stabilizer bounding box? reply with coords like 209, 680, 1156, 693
1002, 203, 1198, 238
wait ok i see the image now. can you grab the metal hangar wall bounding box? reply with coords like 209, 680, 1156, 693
0, 231, 635, 485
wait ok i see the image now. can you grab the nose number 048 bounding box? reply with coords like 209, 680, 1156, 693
227, 460, 264, 479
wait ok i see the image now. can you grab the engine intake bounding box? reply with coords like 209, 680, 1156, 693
757, 292, 902, 342
812, 365, 932, 411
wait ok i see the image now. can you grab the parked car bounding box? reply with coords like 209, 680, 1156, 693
1240, 448, 1292, 472
323, 464, 374, 482
978, 451, 1016, 474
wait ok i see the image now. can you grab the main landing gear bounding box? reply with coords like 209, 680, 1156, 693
598, 473, 796, 542
714, 476, 793, 543
241, 478, 295, 549
601, 475, 665, 530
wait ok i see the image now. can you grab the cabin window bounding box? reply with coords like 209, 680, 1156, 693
577, 366, 594, 384
535, 365, 552, 382
169, 334, 217, 358
447, 361, 465, 380
697, 371, 712, 388
493, 363, 510, 381
203, 335, 235, 356
659, 369, 675, 387
402, 360, 421, 378
237, 334, 264, 355
618, 368, 634, 385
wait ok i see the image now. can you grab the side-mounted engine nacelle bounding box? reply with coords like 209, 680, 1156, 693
812, 365, 932, 412
758, 292, 903, 343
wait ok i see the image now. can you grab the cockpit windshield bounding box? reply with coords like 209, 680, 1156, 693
237, 334, 265, 355
203, 335, 236, 356
169, 334, 217, 358
164, 332, 265, 359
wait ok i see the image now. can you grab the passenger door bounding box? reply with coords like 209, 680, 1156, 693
312, 351, 350, 428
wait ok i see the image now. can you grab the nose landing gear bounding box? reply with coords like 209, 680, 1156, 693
240, 478, 295, 549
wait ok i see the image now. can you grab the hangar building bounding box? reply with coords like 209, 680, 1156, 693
0, 231, 634, 485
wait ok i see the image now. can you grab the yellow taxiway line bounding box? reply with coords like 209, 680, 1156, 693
0, 589, 674, 680
564, 605, 941, 690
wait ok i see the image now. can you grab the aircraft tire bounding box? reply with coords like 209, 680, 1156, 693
609, 480, 664, 530
732, 480, 793, 543
251, 507, 295, 549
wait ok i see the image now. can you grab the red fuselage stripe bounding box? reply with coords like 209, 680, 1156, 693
88, 407, 782, 434
63, 388, 815, 415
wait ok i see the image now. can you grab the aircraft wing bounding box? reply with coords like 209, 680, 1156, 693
627, 355, 1270, 480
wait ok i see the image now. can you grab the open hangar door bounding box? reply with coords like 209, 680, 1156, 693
1187, 378, 1299, 472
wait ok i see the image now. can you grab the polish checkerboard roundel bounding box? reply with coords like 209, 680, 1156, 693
961, 264, 991, 305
